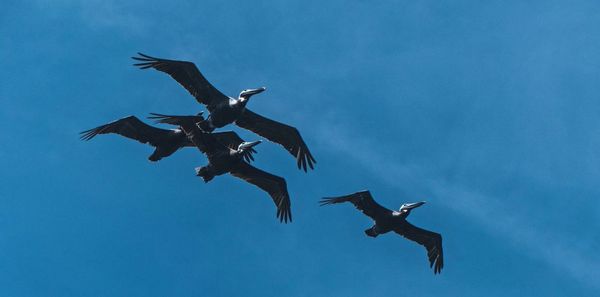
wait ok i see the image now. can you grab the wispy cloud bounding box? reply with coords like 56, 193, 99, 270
314, 120, 600, 290
78, 0, 148, 33
33, 0, 149, 34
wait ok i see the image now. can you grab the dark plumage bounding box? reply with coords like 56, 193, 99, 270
320, 190, 443, 274
132, 52, 316, 171
150, 113, 292, 223
80, 114, 255, 163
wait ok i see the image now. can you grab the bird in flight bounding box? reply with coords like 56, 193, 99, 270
150, 113, 292, 223
80, 114, 256, 163
132, 53, 316, 172
320, 190, 443, 274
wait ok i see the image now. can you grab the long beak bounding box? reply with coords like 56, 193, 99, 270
241, 87, 266, 98
403, 201, 426, 210
251, 87, 267, 95
239, 140, 262, 150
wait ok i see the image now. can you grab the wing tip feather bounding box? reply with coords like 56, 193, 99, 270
319, 197, 338, 206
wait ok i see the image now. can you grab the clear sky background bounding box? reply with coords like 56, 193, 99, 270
2, 1, 600, 296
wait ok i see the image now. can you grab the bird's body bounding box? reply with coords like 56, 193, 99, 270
320, 190, 443, 274
194, 137, 248, 181
363, 210, 408, 237
151, 113, 292, 223
132, 53, 316, 171
137, 128, 189, 161
203, 99, 245, 130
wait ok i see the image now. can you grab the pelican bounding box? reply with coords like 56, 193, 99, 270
320, 190, 443, 274
80, 114, 255, 163
149, 113, 292, 223
131, 53, 316, 171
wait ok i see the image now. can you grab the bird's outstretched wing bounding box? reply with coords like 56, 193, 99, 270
132, 53, 229, 110
319, 190, 393, 220
394, 221, 444, 274
236, 109, 316, 171
229, 162, 292, 223
148, 112, 205, 128
80, 116, 170, 146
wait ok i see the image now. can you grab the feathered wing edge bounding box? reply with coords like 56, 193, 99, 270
229, 162, 292, 223
132, 53, 229, 110
395, 221, 444, 274
236, 109, 316, 172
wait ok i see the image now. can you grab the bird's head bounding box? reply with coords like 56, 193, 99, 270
236, 140, 261, 163
238, 87, 266, 103
399, 201, 426, 214
237, 140, 262, 152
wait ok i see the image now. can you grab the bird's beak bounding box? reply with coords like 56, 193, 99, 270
239, 140, 262, 150
252, 87, 267, 94
241, 87, 266, 98
402, 201, 426, 210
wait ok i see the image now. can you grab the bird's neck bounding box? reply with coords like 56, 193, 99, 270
232, 97, 250, 108
394, 210, 410, 218
232, 150, 248, 162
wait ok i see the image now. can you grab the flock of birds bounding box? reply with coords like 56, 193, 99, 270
80, 53, 444, 274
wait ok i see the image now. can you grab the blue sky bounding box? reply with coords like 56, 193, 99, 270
2, 0, 600, 296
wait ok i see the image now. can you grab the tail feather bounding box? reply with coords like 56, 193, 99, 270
195, 166, 214, 183
148, 154, 161, 162
148, 113, 204, 127
148, 148, 164, 162
365, 227, 379, 238
79, 125, 107, 141
319, 197, 345, 206
148, 113, 184, 125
